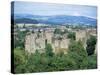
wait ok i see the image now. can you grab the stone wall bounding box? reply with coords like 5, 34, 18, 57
25, 28, 97, 54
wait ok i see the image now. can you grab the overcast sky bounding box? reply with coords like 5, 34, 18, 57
13, 1, 97, 19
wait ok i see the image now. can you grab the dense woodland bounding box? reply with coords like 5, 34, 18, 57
13, 27, 97, 73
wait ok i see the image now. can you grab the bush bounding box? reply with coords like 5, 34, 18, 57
86, 35, 97, 55
87, 54, 97, 69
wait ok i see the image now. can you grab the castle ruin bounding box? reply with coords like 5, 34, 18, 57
25, 27, 97, 54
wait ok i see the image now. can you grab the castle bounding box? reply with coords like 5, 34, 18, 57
25, 27, 97, 54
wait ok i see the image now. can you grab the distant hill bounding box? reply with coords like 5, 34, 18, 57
13, 14, 97, 25
44, 15, 97, 25
14, 18, 39, 24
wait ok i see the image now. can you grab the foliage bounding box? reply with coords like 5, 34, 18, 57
54, 28, 62, 34
86, 35, 97, 55
72, 25, 85, 30
14, 30, 27, 49
54, 28, 68, 35
68, 40, 88, 69
45, 43, 54, 57
50, 54, 78, 71
87, 54, 97, 69
14, 48, 27, 73
67, 32, 76, 40
14, 38, 97, 73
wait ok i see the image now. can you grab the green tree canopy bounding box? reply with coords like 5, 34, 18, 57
45, 43, 54, 57
68, 40, 88, 69
86, 35, 97, 55
67, 32, 76, 40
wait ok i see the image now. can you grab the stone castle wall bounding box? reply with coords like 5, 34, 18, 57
25, 28, 97, 54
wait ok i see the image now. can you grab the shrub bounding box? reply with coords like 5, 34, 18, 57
86, 35, 97, 55
87, 54, 97, 69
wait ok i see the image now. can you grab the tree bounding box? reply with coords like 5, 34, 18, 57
86, 35, 97, 55
45, 43, 54, 57
87, 54, 97, 69
67, 32, 76, 40
68, 40, 88, 69
50, 54, 78, 71
14, 48, 27, 73
14, 30, 27, 49
54, 28, 61, 34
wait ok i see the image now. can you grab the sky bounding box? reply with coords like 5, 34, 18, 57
13, 1, 97, 19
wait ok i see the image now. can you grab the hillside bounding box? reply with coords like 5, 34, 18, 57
13, 14, 97, 25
